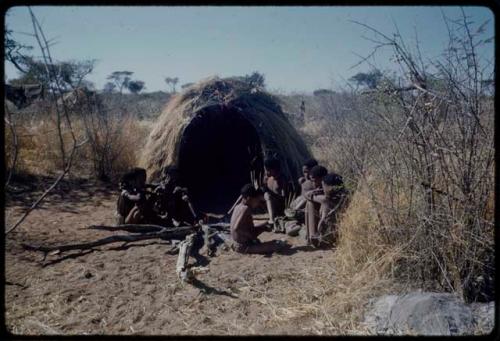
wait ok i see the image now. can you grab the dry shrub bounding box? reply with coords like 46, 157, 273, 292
5, 108, 151, 181
283, 13, 495, 305
82, 112, 151, 181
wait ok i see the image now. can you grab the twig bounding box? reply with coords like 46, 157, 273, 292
5, 8, 88, 235
4, 106, 19, 187
21, 226, 195, 254
87, 224, 168, 233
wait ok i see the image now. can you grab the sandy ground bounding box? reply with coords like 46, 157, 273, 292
5, 178, 338, 335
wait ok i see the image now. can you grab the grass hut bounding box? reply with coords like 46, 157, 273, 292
141, 76, 312, 214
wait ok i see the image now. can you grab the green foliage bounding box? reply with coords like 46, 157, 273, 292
164, 77, 179, 93
349, 69, 383, 89
245, 71, 265, 87
8, 57, 95, 91
313, 89, 335, 96
127, 80, 145, 94
107, 71, 134, 94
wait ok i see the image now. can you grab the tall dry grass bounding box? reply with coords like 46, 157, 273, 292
281, 14, 495, 309
4, 102, 151, 182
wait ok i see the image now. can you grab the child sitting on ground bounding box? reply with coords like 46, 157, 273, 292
262, 156, 287, 227
230, 184, 288, 254
116, 168, 145, 224
305, 172, 348, 247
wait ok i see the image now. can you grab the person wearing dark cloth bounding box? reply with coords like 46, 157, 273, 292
230, 184, 287, 254
116, 168, 149, 224
153, 166, 198, 225
305, 172, 348, 247
124, 167, 158, 224
304, 165, 328, 243
262, 156, 287, 226
116, 170, 138, 224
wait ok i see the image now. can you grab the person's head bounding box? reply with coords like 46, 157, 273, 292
322, 173, 344, 196
240, 183, 264, 209
309, 165, 328, 188
132, 167, 147, 189
302, 159, 318, 179
119, 171, 136, 190
264, 156, 281, 177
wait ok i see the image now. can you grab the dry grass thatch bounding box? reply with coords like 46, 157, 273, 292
141, 76, 312, 181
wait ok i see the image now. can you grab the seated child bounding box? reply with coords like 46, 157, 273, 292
304, 165, 328, 243
230, 184, 287, 254
116, 168, 145, 224
262, 156, 287, 226
290, 158, 319, 211
305, 172, 348, 247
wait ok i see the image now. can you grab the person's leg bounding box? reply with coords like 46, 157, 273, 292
291, 196, 307, 211
125, 205, 142, 224
285, 220, 302, 237
305, 200, 320, 244
264, 192, 275, 224
116, 214, 125, 225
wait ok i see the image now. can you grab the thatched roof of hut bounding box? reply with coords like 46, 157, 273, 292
140, 76, 312, 213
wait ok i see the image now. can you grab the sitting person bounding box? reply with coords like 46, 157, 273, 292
116, 168, 148, 224
262, 156, 287, 227
117, 167, 163, 225
116, 170, 137, 224
230, 184, 287, 254
153, 166, 198, 226
305, 172, 348, 247
290, 158, 320, 211
304, 165, 328, 243
298, 158, 319, 187
282, 164, 327, 237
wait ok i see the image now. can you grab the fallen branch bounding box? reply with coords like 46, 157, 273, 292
21, 226, 195, 254
87, 224, 167, 233
176, 233, 196, 282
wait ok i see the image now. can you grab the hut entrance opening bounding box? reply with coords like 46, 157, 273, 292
178, 107, 263, 214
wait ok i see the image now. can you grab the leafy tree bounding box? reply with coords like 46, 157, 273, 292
8, 57, 95, 92
107, 71, 133, 94
313, 89, 335, 96
103, 82, 117, 93
164, 77, 179, 93
4, 23, 33, 74
127, 80, 145, 94
349, 69, 383, 89
245, 71, 265, 87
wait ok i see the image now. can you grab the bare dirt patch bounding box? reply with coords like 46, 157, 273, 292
5, 180, 337, 335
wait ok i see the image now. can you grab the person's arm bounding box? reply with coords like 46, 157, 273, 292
122, 190, 141, 202
304, 188, 323, 201
255, 220, 272, 229
311, 194, 328, 205
264, 177, 286, 199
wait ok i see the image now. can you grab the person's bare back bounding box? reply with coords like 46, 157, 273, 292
230, 203, 256, 244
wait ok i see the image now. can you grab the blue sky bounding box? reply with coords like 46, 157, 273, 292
4, 6, 495, 93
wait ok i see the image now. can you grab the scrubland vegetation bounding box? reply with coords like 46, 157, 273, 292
5, 10, 494, 333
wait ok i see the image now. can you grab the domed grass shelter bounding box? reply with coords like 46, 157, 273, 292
141, 76, 312, 214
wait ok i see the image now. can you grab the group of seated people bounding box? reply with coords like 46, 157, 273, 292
116, 166, 197, 227
116, 156, 348, 255
230, 157, 349, 254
